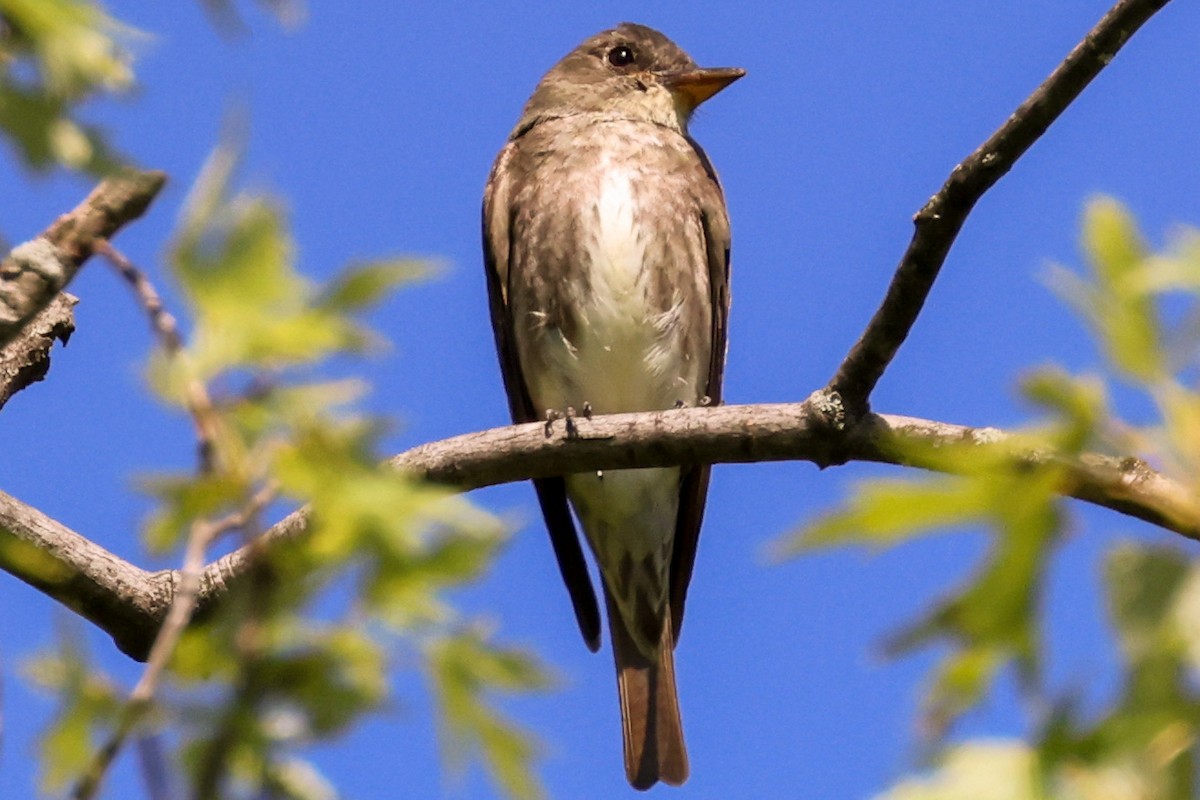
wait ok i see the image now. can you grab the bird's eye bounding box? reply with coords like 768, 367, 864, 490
607, 45, 636, 68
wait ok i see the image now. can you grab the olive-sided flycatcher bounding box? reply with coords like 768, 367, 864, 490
482, 23, 741, 790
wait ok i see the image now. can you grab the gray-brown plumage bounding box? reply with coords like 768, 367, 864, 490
482, 22, 741, 790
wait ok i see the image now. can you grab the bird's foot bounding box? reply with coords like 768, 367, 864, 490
545, 402, 612, 442
672, 396, 712, 410
544, 408, 563, 438
544, 405, 586, 439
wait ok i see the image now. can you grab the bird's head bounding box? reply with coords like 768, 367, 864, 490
514, 23, 744, 136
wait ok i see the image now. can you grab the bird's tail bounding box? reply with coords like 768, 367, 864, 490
605, 588, 689, 790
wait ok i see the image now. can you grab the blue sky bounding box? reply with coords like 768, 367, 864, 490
2, 2, 1199, 797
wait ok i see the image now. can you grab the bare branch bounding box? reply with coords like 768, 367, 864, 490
1, 402, 1196, 662
0, 292, 76, 410
829, 0, 1171, 417
95, 240, 183, 352
0, 488, 170, 658
0, 170, 167, 348
70, 485, 273, 800
96, 240, 221, 473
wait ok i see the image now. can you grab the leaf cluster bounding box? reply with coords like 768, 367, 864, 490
0, 0, 131, 173
785, 199, 1200, 798
29, 142, 547, 800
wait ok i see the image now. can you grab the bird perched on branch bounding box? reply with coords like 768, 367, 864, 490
483, 22, 742, 790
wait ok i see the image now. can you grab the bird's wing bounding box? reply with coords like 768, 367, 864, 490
482, 142, 602, 651
670, 138, 732, 642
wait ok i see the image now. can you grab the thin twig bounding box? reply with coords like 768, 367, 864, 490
69, 485, 275, 800
70, 517, 218, 800
95, 239, 220, 473
194, 514, 272, 799
829, 0, 1171, 417
94, 239, 183, 352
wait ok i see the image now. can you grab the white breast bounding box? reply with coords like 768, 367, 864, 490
590, 166, 646, 297
523, 163, 698, 417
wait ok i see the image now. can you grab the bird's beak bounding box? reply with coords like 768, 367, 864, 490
658, 66, 745, 110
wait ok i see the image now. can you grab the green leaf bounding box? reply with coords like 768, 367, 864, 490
40, 705, 94, 792
0, 0, 135, 172
1034, 543, 1200, 800
317, 258, 432, 311
1154, 380, 1200, 480
1021, 367, 1108, 455
252, 627, 389, 736
1073, 197, 1164, 382
777, 476, 992, 556
0, 528, 74, 586
879, 474, 1057, 736
26, 619, 124, 792
1084, 198, 1145, 286
168, 147, 390, 378
140, 471, 253, 552
0, 84, 120, 171
914, 647, 1006, 740
784, 423, 1064, 736
1172, 562, 1200, 673
1106, 543, 1189, 664
0, 0, 136, 97
428, 629, 550, 800
22, 126, 524, 799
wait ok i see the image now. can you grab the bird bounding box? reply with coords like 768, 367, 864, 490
482, 22, 741, 790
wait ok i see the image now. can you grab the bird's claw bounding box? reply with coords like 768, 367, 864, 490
545, 405, 586, 439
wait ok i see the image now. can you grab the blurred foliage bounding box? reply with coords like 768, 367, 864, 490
198, 0, 306, 35
0, 0, 303, 174
29, 144, 548, 800
782, 198, 1200, 797
26, 620, 125, 793
429, 629, 553, 800
0, 0, 133, 172
4, 4, 549, 798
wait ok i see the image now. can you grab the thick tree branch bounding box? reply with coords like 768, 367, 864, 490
1, 404, 1195, 661
0, 169, 167, 349
0, 488, 172, 658
829, 0, 1171, 417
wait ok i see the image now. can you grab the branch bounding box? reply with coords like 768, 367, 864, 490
70, 486, 274, 800
0, 292, 76, 410
96, 240, 221, 472
829, 0, 1171, 417
0, 488, 171, 658
1, 403, 1195, 661
0, 169, 167, 349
